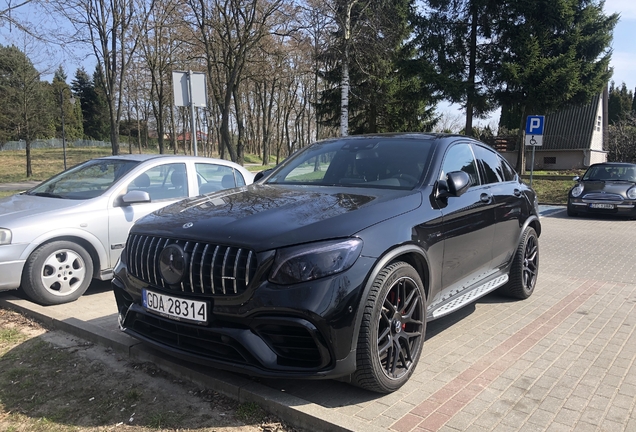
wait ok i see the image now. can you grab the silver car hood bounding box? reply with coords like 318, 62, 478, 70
0, 194, 96, 227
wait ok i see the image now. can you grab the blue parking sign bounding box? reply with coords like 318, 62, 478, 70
525, 115, 545, 135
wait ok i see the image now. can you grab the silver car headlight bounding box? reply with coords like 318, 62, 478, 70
269, 238, 363, 285
571, 184, 584, 198
627, 187, 636, 200
0, 228, 12, 245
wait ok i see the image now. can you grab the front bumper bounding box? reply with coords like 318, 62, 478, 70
112, 255, 375, 379
0, 244, 29, 291
568, 199, 636, 216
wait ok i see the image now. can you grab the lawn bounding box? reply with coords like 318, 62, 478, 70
0, 147, 575, 203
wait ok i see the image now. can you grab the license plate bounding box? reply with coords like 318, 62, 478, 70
589, 203, 615, 209
142, 289, 207, 324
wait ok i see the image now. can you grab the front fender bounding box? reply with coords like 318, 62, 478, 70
349, 244, 431, 357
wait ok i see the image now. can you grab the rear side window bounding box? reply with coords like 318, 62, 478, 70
474, 145, 504, 184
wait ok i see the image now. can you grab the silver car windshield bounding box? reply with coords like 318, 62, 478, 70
266, 138, 434, 189
27, 159, 141, 200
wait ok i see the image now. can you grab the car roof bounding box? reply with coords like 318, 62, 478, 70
316, 132, 464, 142
97, 154, 246, 168
589, 162, 636, 168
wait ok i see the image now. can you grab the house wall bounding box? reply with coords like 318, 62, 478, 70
589, 96, 604, 152
499, 149, 607, 171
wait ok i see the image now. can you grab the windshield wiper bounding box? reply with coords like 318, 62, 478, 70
30, 192, 64, 199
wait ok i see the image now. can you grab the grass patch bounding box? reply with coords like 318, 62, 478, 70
527, 179, 573, 204
236, 401, 265, 423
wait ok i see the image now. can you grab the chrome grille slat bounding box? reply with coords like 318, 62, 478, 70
246, 251, 253, 286
233, 250, 241, 294
211, 246, 220, 294
140, 236, 151, 282
199, 244, 210, 294
189, 243, 200, 293
222, 247, 230, 294
125, 235, 256, 297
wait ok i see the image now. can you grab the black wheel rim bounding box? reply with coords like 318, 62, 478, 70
377, 276, 424, 381
523, 235, 538, 291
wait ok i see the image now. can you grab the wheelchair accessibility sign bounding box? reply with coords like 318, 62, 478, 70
525, 115, 545, 146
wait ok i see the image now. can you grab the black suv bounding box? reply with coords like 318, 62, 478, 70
112, 133, 540, 393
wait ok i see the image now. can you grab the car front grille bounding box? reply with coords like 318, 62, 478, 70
126, 234, 257, 296
582, 193, 624, 202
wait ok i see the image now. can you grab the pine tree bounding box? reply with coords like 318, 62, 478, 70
71, 67, 109, 140
413, 0, 502, 136
52, 66, 83, 140
317, 0, 436, 134
0, 44, 52, 176
608, 82, 634, 124
492, 0, 617, 173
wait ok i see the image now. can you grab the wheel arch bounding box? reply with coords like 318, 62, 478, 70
350, 244, 430, 353
22, 235, 105, 280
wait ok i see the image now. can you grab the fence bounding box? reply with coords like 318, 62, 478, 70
0, 138, 110, 151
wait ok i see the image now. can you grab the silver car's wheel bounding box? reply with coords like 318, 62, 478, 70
22, 241, 94, 305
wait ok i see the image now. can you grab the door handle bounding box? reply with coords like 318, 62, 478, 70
514, 189, 522, 197
480, 193, 492, 204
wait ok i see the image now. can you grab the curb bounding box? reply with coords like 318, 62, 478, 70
0, 294, 385, 432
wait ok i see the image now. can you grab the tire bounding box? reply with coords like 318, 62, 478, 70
499, 227, 539, 300
21, 241, 94, 305
352, 261, 426, 393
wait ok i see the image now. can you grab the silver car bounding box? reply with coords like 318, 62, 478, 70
0, 154, 254, 305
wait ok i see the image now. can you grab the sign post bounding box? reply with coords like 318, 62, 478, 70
524, 115, 545, 187
172, 71, 207, 156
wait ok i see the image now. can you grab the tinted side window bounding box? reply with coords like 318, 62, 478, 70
474, 145, 504, 184
501, 158, 517, 182
440, 143, 480, 186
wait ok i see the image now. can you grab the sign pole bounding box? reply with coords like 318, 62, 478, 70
188, 70, 198, 156
530, 143, 536, 187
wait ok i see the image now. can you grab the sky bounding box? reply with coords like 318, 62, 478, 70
1, 0, 635, 131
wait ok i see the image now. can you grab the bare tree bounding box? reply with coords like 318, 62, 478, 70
50, 0, 156, 155
185, 0, 285, 164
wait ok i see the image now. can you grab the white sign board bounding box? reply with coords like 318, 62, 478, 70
172, 71, 207, 107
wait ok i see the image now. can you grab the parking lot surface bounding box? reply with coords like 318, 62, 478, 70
2, 207, 636, 431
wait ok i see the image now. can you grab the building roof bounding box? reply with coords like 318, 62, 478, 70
542, 93, 601, 150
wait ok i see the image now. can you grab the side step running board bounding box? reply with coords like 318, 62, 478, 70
429, 274, 509, 320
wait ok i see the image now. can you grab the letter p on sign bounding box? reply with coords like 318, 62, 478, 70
525, 115, 545, 135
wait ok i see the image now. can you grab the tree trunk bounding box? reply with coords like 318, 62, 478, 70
516, 105, 527, 174
465, 6, 478, 136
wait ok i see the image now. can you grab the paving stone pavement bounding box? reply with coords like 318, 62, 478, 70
1, 207, 636, 431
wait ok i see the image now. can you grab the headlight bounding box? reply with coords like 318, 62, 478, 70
571, 184, 584, 198
627, 187, 636, 200
269, 238, 363, 285
0, 228, 12, 245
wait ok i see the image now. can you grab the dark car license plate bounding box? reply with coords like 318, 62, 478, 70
589, 203, 615, 209
142, 289, 207, 324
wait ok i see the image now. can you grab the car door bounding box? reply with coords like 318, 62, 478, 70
107, 162, 190, 268
434, 142, 497, 307
473, 144, 525, 268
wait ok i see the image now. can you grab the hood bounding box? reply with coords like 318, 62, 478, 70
0, 193, 89, 227
582, 180, 636, 197
132, 184, 423, 251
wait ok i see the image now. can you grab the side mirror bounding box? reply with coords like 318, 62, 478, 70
254, 168, 274, 182
573, 176, 580, 182
436, 171, 471, 199
120, 190, 151, 205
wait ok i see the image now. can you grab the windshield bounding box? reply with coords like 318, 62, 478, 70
266, 137, 434, 189
27, 159, 141, 200
583, 165, 636, 182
